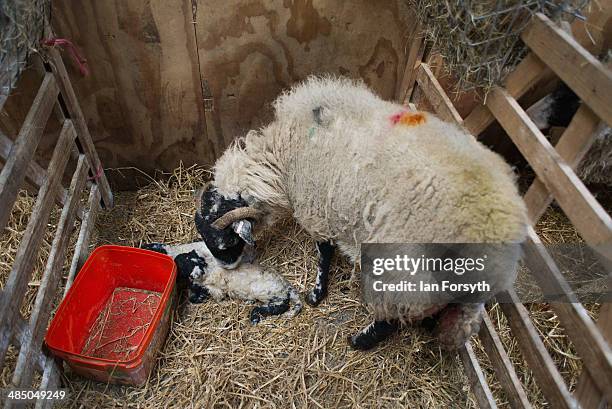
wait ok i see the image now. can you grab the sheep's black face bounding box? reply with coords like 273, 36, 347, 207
194, 185, 254, 269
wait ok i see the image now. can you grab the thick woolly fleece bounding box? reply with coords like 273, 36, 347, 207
144, 241, 302, 322
213, 76, 528, 321
577, 126, 612, 186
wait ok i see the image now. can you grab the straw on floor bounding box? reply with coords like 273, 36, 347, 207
0, 164, 602, 408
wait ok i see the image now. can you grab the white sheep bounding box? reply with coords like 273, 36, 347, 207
142, 241, 302, 324
200, 76, 528, 349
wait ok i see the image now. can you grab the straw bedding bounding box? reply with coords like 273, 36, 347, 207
0, 165, 605, 408
406, 0, 589, 92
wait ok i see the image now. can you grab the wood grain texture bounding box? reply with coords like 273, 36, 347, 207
9, 312, 46, 372
0, 130, 83, 217
46, 47, 113, 208
397, 22, 424, 104
52, 0, 212, 186
11, 155, 89, 392
0, 74, 58, 231
522, 227, 612, 403
522, 13, 612, 127
402, 15, 612, 409
66, 185, 101, 290
464, 6, 609, 138
415, 63, 463, 124
479, 313, 532, 409
0, 121, 75, 371
463, 53, 551, 137
575, 303, 612, 409
458, 342, 497, 409
49, 1, 414, 186
36, 185, 101, 408
498, 290, 577, 409
194, 0, 415, 150
523, 104, 601, 224
569, 5, 612, 404
486, 88, 612, 257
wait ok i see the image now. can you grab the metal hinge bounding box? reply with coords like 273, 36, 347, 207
202, 79, 214, 112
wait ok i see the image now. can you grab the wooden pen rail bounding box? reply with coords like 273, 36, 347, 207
0, 45, 112, 409
399, 12, 612, 409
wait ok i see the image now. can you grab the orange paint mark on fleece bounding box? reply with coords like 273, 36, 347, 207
390, 111, 426, 126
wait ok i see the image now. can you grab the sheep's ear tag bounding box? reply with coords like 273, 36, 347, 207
312, 106, 323, 125
232, 220, 254, 246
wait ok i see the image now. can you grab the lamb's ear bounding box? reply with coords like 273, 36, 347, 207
232, 219, 255, 245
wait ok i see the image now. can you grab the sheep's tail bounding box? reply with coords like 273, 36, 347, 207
284, 286, 303, 318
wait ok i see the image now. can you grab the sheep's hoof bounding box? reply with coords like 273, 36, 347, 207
420, 315, 438, 332
434, 304, 484, 350
304, 290, 324, 307
250, 308, 263, 325
188, 291, 207, 304
347, 334, 377, 351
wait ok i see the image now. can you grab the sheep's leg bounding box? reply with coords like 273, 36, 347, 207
250, 297, 290, 324
348, 320, 399, 350
305, 241, 335, 306
285, 287, 303, 318
433, 303, 484, 350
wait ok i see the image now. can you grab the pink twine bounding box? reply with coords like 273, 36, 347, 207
44, 38, 89, 76
88, 165, 103, 181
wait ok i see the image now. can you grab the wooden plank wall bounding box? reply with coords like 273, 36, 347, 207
194, 0, 414, 151
50, 0, 210, 188
46, 0, 415, 188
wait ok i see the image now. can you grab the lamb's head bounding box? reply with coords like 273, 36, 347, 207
194, 183, 261, 269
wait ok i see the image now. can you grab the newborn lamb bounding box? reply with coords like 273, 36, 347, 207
142, 241, 302, 324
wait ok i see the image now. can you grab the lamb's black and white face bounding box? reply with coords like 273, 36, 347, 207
194, 184, 255, 269
174, 250, 208, 283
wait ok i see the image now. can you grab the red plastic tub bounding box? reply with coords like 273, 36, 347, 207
45, 245, 176, 386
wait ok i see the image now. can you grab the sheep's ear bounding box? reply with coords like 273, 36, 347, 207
232, 220, 254, 245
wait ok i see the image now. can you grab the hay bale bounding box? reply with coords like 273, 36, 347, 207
579, 126, 612, 186
407, 0, 589, 92
0, 0, 50, 104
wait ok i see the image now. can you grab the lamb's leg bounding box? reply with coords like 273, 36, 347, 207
141, 243, 168, 254
250, 297, 290, 324
433, 303, 484, 350
348, 320, 399, 350
305, 241, 335, 306
285, 287, 303, 318
188, 282, 210, 304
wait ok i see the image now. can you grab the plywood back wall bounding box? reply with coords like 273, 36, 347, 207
52, 0, 415, 188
